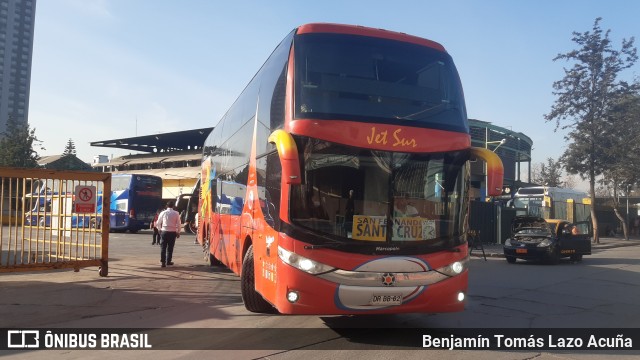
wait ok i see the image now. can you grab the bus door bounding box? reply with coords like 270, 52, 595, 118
217, 180, 246, 272
230, 184, 246, 272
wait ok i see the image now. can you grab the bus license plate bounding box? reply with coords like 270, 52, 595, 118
370, 294, 403, 306
516, 249, 528, 254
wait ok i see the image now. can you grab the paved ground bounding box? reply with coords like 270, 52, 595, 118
1, 232, 639, 330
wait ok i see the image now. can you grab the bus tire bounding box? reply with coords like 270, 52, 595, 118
241, 245, 272, 313
204, 243, 221, 266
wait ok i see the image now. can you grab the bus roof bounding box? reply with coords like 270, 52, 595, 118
296, 23, 446, 52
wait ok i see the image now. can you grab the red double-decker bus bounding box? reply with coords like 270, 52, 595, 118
197, 23, 503, 314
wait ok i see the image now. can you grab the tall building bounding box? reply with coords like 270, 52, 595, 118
0, 0, 36, 135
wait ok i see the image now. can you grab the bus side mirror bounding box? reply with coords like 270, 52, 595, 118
470, 147, 504, 197
268, 130, 302, 185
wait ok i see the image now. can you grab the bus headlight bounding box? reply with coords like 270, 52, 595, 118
437, 258, 468, 277
504, 238, 512, 246
278, 246, 336, 275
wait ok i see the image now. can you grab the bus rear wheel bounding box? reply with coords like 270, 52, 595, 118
203, 238, 221, 266
241, 245, 273, 313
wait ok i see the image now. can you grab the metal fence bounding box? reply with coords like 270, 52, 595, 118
0, 167, 111, 276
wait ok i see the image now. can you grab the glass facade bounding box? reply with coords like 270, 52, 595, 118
0, 0, 36, 134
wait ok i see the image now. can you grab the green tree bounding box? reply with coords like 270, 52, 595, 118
62, 138, 77, 156
545, 18, 638, 243
52, 138, 92, 171
0, 115, 43, 168
599, 92, 640, 240
532, 157, 564, 187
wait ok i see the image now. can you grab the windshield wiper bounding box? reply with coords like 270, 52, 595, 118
394, 102, 449, 120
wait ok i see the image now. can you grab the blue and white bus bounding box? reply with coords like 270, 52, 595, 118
107, 174, 163, 233
23, 174, 162, 233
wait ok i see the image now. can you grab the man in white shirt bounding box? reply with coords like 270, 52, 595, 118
155, 201, 181, 267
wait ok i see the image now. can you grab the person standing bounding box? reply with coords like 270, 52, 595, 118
155, 201, 181, 267
150, 208, 161, 245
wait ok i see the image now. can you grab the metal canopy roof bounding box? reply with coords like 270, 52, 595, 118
90, 127, 213, 153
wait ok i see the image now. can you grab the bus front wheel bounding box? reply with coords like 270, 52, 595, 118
240, 245, 273, 313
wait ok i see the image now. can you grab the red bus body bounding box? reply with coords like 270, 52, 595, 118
198, 23, 503, 314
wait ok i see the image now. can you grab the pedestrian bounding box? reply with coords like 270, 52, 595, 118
155, 201, 181, 267
150, 208, 161, 245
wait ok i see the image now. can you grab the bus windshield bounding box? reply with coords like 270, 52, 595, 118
513, 197, 544, 217
290, 137, 468, 250
294, 33, 467, 133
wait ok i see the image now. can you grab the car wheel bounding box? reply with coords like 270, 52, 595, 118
506, 256, 516, 264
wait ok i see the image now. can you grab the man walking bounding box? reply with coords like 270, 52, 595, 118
155, 201, 181, 267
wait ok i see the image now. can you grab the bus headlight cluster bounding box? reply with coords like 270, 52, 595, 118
278, 246, 336, 275
436, 258, 468, 277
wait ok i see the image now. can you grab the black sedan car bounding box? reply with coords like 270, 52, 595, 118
503, 216, 591, 264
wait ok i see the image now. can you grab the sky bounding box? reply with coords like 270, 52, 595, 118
28, 0, 640, 189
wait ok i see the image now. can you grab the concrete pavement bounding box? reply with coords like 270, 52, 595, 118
2, 232, 640, 330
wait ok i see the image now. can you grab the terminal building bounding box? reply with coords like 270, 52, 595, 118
90, 120, 533, 202
90, 128, 212, 201
469, 119, 534, 199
